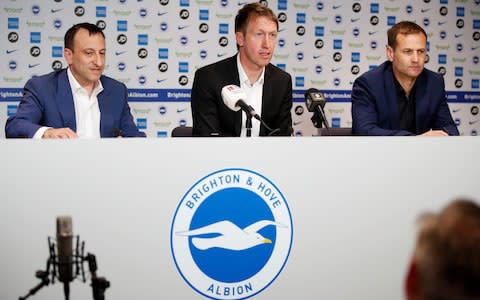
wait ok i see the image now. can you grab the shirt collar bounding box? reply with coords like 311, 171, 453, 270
236, 54, 265, 87
67, 67, 103, 95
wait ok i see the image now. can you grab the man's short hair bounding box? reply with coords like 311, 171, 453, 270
234, 2, 278, 34
64, 23, 105, 50
387, 21, 427, 49
414, 199, 480, 300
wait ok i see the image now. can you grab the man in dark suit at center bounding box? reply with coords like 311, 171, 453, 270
191, 2, 293, 137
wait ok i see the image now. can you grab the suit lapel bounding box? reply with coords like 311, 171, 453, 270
384, 65, 401, 129
414, 71, 428, 131
98, 78, 112, 137
57, 70, 77, 131
228, 56, 242, 136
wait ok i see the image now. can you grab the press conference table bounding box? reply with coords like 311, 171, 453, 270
1, 137, 479, 300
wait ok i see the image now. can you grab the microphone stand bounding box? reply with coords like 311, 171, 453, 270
85, 253, 110, 300
19, 237, 56, 300
246, 114, 252, 137
19, 236, 109, 300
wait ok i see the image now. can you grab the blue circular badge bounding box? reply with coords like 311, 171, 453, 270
171, 168, 293, 299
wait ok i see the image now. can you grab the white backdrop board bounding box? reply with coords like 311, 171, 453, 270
1, 137, 479, 300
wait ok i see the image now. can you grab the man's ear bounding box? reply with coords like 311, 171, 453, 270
405, 258, 419, 300
386, 46, 394, 62
64, 48, 73, 65
235, 31, 244, 48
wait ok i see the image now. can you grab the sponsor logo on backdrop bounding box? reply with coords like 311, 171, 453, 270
171, 168, 293, 300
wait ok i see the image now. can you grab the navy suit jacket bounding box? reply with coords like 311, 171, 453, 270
5, 69, 145, 138
191, 55, 293, 136
351, 61, 459, 136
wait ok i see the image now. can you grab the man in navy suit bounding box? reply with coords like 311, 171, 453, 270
5, 23, 145, 138
191, 3, 293, 137
351, 21, 459, 136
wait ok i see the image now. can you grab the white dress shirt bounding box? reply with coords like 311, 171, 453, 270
237, 55, 264, 137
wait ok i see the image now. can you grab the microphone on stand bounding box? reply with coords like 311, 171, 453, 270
56, 216, 73, 300
19, 216, 110, 300
304, 88, 330, 130
221, 84, 279, 136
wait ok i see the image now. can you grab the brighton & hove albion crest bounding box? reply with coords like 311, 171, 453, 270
170, 168, 293, 299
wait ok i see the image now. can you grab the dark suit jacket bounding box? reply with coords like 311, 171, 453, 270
5, 69, 145, 138
351, 61, 459, 136
191, 55, 293, 136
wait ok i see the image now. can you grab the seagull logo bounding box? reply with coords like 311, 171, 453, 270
171, 168, 293, 300
177, 220, 285, 251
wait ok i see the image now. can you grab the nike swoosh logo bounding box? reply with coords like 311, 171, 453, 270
472, 46, 480, 51
197, 39, 207, 44
469, 120, 479, 125
350, 18, 360, 22
177, 108, 187, 113
455, 34, 463, 38
217, 53, 227, 58
421, 8, 430, 13
331, 67, 341, 72
295, 41, 304, 46
332, 5, 342, 9
293, 121, 303, 126
157, 12, 168, 16
28, 63, 40, 68
177, 25, 188, 30
115, 51, 127, 56
313, 55, 322, 59
157, 79, 167, 83
368, 31, 377, 35
136, 65, 146, 70
237, 1, 247, 6
452, 108, 461, 113
6, 49, 17, 54
278, 28, 286, 32
50, 8, 62, 13
438, 21, 447, 26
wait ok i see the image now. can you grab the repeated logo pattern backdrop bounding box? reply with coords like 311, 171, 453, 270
1, 0, 479, 137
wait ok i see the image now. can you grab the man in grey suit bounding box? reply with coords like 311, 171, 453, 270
191, 3, 293, 137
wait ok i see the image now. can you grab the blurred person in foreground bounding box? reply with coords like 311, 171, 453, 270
351, 21, 459, 136
405, 198, 480, 300
5, 22, 145, 138
191, 2, 293, 137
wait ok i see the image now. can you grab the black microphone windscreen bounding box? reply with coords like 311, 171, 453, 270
56, 216, 73, 283
304, 88, 326, 112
